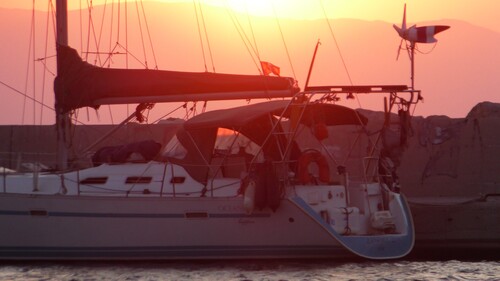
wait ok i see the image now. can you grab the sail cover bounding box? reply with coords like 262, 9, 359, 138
54, 46, 299, 113
184, 100, 368, 130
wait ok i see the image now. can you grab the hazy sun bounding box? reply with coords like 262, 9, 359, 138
224, 0, 275, 17
197, 0, 360, 21
194, 0, 319, 19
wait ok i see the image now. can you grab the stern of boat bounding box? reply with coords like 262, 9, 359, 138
290, 182, 414, 259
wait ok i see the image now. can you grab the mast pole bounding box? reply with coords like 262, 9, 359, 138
410, 42, 415, 90
304, 40, 321, 90
56, 0, 70, 170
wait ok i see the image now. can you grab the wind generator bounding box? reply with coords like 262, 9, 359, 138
393, 4, 450, 91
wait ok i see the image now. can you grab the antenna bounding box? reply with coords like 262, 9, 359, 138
393, 4, 450, 90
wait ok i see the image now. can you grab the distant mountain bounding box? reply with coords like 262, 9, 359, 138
0, 2, 499, 124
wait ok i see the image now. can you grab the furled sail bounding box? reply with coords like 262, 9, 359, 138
54, 46, 299, 113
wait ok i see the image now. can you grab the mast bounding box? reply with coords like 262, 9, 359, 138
56, 0, 70, 170
410, 42, 415, 90
304, 40, 321, 90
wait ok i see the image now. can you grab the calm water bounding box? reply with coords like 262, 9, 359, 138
0, 259, 498, 281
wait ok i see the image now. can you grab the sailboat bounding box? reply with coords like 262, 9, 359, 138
0, 1, 415, 260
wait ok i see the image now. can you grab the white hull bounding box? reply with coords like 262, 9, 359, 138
0, 194, 345, 259
0, 162, 413, 260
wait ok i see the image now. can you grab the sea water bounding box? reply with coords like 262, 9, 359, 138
0, 259, 498, 281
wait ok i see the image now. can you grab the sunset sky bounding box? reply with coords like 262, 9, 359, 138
0, 0, 498, 124
1, 0, 500, 32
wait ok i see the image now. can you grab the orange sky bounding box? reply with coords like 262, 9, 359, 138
2, 0, 500, 32
0, 0, 498, 124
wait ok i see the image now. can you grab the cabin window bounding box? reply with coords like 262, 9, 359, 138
211, 128, 264, 178
214, 128, 263, 161
125, 176, 152, 184
163, 135, 187, 159
80, 177, 108, 184
170, 176, 185, 184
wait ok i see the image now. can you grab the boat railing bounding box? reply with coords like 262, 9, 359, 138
362, 156, 380, 183
0, 151, 58, 173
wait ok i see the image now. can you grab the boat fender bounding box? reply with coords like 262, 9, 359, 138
296, 149, 330, 184
243, 180, 256, 215
398, 109, 411, 146
313, 122, 329, 140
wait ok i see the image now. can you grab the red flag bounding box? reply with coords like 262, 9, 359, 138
260, 61, 280, 76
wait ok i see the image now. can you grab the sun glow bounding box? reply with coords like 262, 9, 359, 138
224, 0, 275, 17
156, 0, 326, 19
184, 0, 397, 22
5, 0, 500, 31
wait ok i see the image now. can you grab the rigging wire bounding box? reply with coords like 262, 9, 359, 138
198, 1, 216, 72
0, 80, 54, 113
21, 1, 35, 124
192, 102, 198, 116
319, 0, 365, 111
78, 1, 105, 123
96, 0, 108, 65
134, 0, 149, 69
39, 0, 53, 125
125, 0, 131, 117
79, 1, 159, 122
100, 45, 120, 67
0, 1, 165, 152
84, 1, 91, 61
80, 0, 83, 55
116, 0, 121, 43
26, 1, 58, 125
31, 0, 36, 125
108, 104, 114, 124
317, 0, 385, 164
193, 0, 209, 72
107, 0, 114, 67
202, 101, 208, 113
244, 1, 261, 63
85, 1, 103, 66
114, 42, 148, 67
76, 1, 90, 124
125, 0, 129, 68
92, 1, 103, 65
270, 0, 296, 80
319, 0, 353, 85
139, 0, 158, 69
35, 56, 56, 76
222, 0, 261, 73
151, 104, 186, 124
49, 1, 57, 41
183, 102, 206, 119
